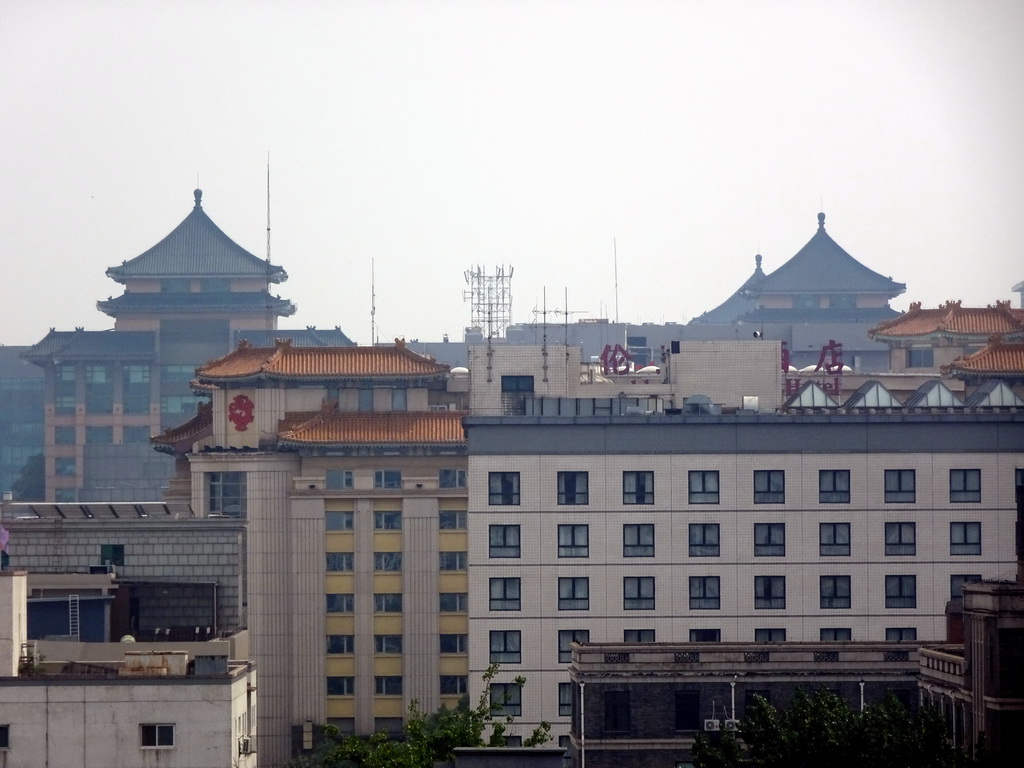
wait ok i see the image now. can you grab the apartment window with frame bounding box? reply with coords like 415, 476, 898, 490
819, 469, 851, 503
86, 426, 112, 444
390, 388, 407, 411
55, 457, 76, 476
754, 470, 785, 503
327, 676, 355, 695
950, 522, 981, 555
489, 472, 520, 505
689, 628, 721, 642
623, 523, 655, 557
754, 523, 785, 556
326, 552, 354, 572
375, 676, 403, 695
557, 524, 589, 557
357, 388, 374, 411
439, 468, 467, 488
819, 522, 851, 556
374, 552, 402, 571
905, 348, 934, 368
439, 551, 467, 571
54, 426, 76, 445
558, 629, 590, 662
558, 577, 590, 610
439, 510, 466, 529
950, 574, 982, 599
326, 469, 353, 489
489, 524, 521, 558
374, 593, 402, 613
820, 627, 852, 641
949, 469, 981, 502
375, 634, 403, 654
689, 576, 721, 610
688, 523, 720, 557
755, 628, 786, 642
884, 522, 916, 556
885, 575, 916, 608
754, 576, 786, 609
623, 576, 655, 610
884, 469, 916, 503
558, 471, 589, 505
820, 575, 852, 609
374, 511, 402, 529
623, 471, 654, 504
885, 627, 917, 642
624, 629, 655, 643
440, 676, 468, 695
327, 634, 355, 654
326, 593, 354, 613
440, 634, 468, 654
689, 470, 720, 504
374, 470, 402, 489
140, 723, 175, 748
490, 683, 522, 716
559, 682, 574, 716
208, 471, 246, 517
100, 544, 125, 567
604, 690, 631, 732
440, 592, 468, 613
326, 511, 353, 531
489, 578, 521, 611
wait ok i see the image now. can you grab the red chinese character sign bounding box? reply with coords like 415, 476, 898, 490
227, 394, 255, 431
783, 340, 845, 397
599, 344, 633, 376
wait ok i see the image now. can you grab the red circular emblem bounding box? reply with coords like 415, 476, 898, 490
227, 394, 255, 431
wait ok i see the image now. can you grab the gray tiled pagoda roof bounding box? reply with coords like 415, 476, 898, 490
749, 213, 905, 296
740, 306, 900, 323
97, 291, 297, 317
22, 329, 155, 362
105, 190, 287, 283
236, 326, 356, 347
689, 255, 766, 325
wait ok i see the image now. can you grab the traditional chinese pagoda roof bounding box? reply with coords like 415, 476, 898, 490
869, 300, 1024, 342
689, 255, 766, 325
152, 401, 213, 455
749, 213, 905, 297
278, 403, 466, 448
196, 338, 449, 383
941, 337, 1024, 380
235, 326, 356, 347
97, 291, 297, 317
22, 329, 155, 363
105, 189, 288, 283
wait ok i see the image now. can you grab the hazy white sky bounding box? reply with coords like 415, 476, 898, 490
2, 0, 1022, 346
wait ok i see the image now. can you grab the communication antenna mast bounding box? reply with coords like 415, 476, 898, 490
463, 265, 514, 338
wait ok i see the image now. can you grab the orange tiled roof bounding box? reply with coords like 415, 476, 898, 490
198, 338, 449, 381
278, 404, 466, 446
942, 337, 1024, 377
869, 300, 1024, 340
152, 401, 213, 454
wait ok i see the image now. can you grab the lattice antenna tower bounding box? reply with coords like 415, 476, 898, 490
463, 265, 514, 338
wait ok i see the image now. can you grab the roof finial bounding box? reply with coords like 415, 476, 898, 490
194, 189, 203, 208
817, 211, 825, 231
755, 253, 762, 270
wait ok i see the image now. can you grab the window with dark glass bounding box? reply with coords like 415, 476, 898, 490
439, 551, 467, 570
439, 510, 466, 529
754, 470, 785, 503
558, 629, 590, 662
100, 544, 124, 567
950, 574, 981, 599
624, 629, 655, 643
754, 576, 785, 609
439, 468, 467, 488
440, 634, 468, 653
689, 523, 720, 557
754, 628, 786, 642
623, 524, 654, 557
491, 683, 522, 716
489, 525, 521, 558
559, 682, 574, 716
208, 471, 246, 517
885, 627, 917, 642
374, 469, 402, 489
123, 426, 151, 444
85, 364, 113, 413
326, 552, 354, 571
689, 576, 721, 609
489, 472, 520, 505
375, 676, 403, 695
54, 426, 76, 445
489, 578, 520, 611
326, 469, 353, 489
884, 470, 915, 503
121, 364, 151, 414
54, 363, 77, 414
604, 690, 630, 732
327, 634, 355, 654
357, 389, 374, 411
326, 593, 354, 613
375, 634, 403, 654
819, 469, 851, 503
624, 576, 655, 610
885, 575, 916, 608
557, 524, 589, 557
754, 523, 785, 556
820, 628, 852, 641
675, 690, 700, 731
441, 676, 468, 695
558, 471, 589, 505
623, 471, 654, 504
819, 523, 851, 556
950, 469, 981, 502
884, 522, 916, 556
374, 552, 402, 571
55, 457, 75, 476
326, 511, 353, 530
85, 426, 112, 444
689, 470, 720, 504
950, 522, 981, 555
139, 724, 175, 748
820, 575, 851, 609
440, 592, 468, 612
390, 388, 407, 411
374, 511, 402, 529
374, 593, 402, 613
558, 577, 589, 610
905, 348, 934, 368
689, 628, 721, 642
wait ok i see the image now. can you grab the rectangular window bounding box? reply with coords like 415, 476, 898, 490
140, 723, 175, 748
121, 364, 151, 414
375, 634, 403, 654
85, 426, 112, 444
884, 522, 916, 556
885, 575, 917, 608
950, 574, 982, 599
326, 469, 354, 489
557, 524, 589, 557
819, 469, 851, 503
688, 523, 720, 557
885, 627, 917, 642
326, 511, 353, 531
558, 629, 590, 662
326, 552, 354, 572
374, 470, 402, 489
208, 471, 246, 517
55, 457, 76, 476
604, 690, 631, 732
884, 469, 916, 503
559, 682, 574, 716
439, 468, 467, 488
820, 575, 852, 609
754, 523, 785, 556
489, 525, 521, 558
374, 511, 402, 529
327, 634, 355, 654
100, 544, 124, 567
689, 628, 720, 642
689, 576, 721, 609
689, 470, 720, 504
489, 578, 521, 611
390, 388, 407, 411
440, 634, 468, 654
373, 593, 402, 613
439, 510, 466, 529
624, 576, 655, 610
0, 723, 9, 749
754, 470, 785, 503
357, 388, 374, 411
374, 552, 402, 571
326, 593, 354, 613
558, 577, 590, 610
489, 472, 521, 505
820, 627, 853, 641
950, 522, 982, 555
623, 523, 655, 557
675, 690, 700, 731
623, 471, 654, 504
54, 426, 76, 445
440, 676, 468, 695
819, 523, 851, 556
754, 576, 786, 609
623, 629, 655, 643
491, 683, 522, 716
85, 364, 113, 413
558, 471, 589, 505
949, 469, 981, 502
375, 676, 403, 695
439, 551, 467, 571
123, 425, 151, 444
755, 628, 786, 642
905, 348, 934, 368
439, 592, 468, 613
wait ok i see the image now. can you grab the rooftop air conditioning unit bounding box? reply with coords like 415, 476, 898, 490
239, 736, 252, 755
704, 719, 721, 731
723, 719, 739, 731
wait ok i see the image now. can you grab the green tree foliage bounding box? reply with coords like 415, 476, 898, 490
693, 689, 979, 768
11, 453, 44, 501
288, 664, 551, 768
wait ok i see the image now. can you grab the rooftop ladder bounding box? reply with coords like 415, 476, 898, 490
68, 594, 80, 640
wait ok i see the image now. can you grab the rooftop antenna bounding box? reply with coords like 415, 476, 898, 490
463, 265, 514, 338
541, 287, 549, 382
613, 238, 619, 324
371, 258, 377, 345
